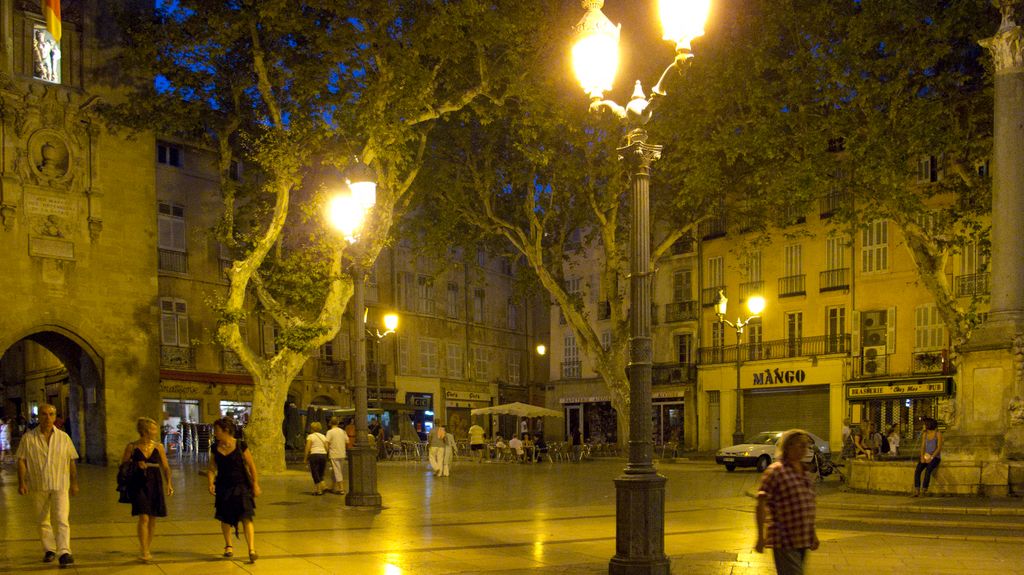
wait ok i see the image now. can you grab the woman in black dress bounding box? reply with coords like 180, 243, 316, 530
207, 417, 261, 562
119, 417, 172, 562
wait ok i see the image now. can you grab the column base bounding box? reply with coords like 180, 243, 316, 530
346, 445, 381, 508
609, 471, 670, 575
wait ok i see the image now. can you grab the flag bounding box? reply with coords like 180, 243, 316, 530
42, 0, 60, 43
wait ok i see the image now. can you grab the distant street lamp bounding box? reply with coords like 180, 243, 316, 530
326, 157, 382, 508
571, 1, 712, 574
715, 291, 765, 446
535, 343, 546, 357
367, 311, 398, 411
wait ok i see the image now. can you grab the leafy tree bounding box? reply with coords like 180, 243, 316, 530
108, 0, 551, 470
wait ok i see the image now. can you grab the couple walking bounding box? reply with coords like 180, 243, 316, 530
427, 422, 456, 477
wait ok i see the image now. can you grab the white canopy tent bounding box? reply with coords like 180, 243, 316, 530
471, 402, 564, 438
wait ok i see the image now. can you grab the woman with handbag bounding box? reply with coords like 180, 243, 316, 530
303, 422, 329, 495
913, 418, 943, 496
119, 417, 172, 563
208, 417, 260, 563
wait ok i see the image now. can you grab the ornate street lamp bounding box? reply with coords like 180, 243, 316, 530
571, 2, 712, 574
716, 292, 765, 446
326, 157, 382, 508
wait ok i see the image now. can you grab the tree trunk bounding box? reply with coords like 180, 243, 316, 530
245, 377, 288, 473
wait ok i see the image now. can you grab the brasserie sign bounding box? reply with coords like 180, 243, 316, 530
847, 380, 948, 399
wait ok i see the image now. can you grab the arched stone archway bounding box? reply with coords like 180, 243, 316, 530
0, 326, 106, 464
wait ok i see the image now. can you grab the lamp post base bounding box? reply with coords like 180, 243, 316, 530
732, 431, 746, 446
345, 445, 381, 508
609, 471, 670, 575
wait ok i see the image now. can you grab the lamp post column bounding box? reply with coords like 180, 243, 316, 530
610, 127, 669, 575
732, 328, 745, 446
346, 266, 381, 507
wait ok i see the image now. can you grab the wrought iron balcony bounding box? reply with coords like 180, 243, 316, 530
819, 191, 849, 218
819, 268, 850, 292
739, 281, 764, 301
158, 249, 188, 274
912, 350, 952, 374
160, 345, 195, 369
698, 334, 850, 364
317, 359, 347, 381
221, 350, 246, 373
702, 286, 726, 307
778, 274, 806, 297
664, 300, 699, 322
652, 363, 697, 385
699, 216, 727, 240
955, 273, 990, 297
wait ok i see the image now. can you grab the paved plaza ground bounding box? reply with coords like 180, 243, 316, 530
2, 455, 1024, 574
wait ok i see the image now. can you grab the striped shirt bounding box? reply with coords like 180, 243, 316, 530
16, 426, 79, 492
758, 460, 817, 550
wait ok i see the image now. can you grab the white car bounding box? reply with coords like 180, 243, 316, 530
715, 430, 831, 472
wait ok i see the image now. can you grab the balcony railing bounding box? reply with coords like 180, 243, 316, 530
819, 268, 850, 292
561, 360, 581, 380
778, 274, 806, 297
698, 334, 850, 364
955, 273, 990, 297
222, 350, 246, 373
699, 216, 727, 240
664, 300, 699, 322
158, 249, 188, 274
160, 345, 195, 369
739, 281, 764, 301
652, 363, 697, 385
912, 350, 952, 374
597, 301, 611, 320
702, 286, 726, 307
318, 359, 347, 381
670, 235, 694, 255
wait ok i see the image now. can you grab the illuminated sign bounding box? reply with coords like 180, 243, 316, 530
847, 380, 949, 399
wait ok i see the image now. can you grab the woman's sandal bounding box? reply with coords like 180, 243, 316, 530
223, 546, 234, 558
248, 551, 258, 563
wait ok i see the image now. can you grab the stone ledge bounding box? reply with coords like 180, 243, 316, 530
846, 459, 1012, 496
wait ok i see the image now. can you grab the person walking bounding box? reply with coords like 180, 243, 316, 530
913, 417, 943, 497
440, 424, 457, 476
755, 429, 819, 575
0, 417, 12, 464
427, 423, 448, 476
468, 423, 485, 463
16, 403, 79, 568
324, 417, 348, 494
208, 417, 260, 563
304, 422, 329, 495
120, 417, 172, 562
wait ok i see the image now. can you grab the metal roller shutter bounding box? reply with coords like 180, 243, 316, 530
743, 386, 830, 445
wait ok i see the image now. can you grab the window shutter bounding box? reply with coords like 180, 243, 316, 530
160, 313, 178, 345
262, 321, 276, 356
176, 315, 189, 346
886, 307, 897, 354
851, 310, 861, 354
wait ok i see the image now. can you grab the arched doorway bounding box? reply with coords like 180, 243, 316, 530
0, 327, 106, 464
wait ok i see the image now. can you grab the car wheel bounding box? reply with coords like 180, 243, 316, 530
756, 455, 771, 472
724, 463, 736, 472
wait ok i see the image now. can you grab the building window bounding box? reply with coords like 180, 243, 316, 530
320, 339, 335, 363
473, 347, 489, 381
158, 202, 188, 273
500, 258, 513, 275
397, 336, 410, 374
565, 277, 582, 297
711, 322, 724, 350
861, 220, 888, 273
915, 304, 947, 351
398, 272, 414, 311
157, 143, 183, 167
785, 244, 802, 277
446, 283, 459, 319
419, 339, 438, 376
826, 236, 846, 270
707, 257, 724, 288
472, 289, 485, 324
917, 154, 943, 183
507, 301, 519, 330
671, 270, 692, 302
160, 298, 189, 346
507, 350, 521, 385
826, 306, 846, 353
786, 312, 803, 356
446, 343, 464, 379
601, 330, 611, 351
476, 248, 487, 267
562, 333, 580, 379
32, 25, 61, 84
417, 275, 435, 315
674, 333, 692, 364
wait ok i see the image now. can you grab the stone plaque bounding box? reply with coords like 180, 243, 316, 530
25, 193, 73, 217
29, 236, 74, 260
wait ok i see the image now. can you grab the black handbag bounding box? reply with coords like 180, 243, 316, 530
116, 461, 133, 503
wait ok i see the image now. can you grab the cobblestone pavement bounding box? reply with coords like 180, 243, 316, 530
1, 456, 1023, 574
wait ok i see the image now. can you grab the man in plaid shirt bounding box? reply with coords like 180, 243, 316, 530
755, 429, 819, 575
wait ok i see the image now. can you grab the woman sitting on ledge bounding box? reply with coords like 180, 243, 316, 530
913, 418, 943, 497
852, 424, 873, 460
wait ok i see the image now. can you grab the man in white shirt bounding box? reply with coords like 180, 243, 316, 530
324, 417, 349, 495
17, 404, 79, 567
509, 435, 524, 462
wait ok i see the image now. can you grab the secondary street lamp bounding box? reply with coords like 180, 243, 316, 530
367, 311, 398, 411
571, 2, 712, 574
326, 157, 382, 508
715, 291, 766, 446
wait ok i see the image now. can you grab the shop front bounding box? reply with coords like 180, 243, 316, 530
560, 396, 618, 444
846, 376, 954, 448
653, 392, 684, 446
445, 389, 494, 440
